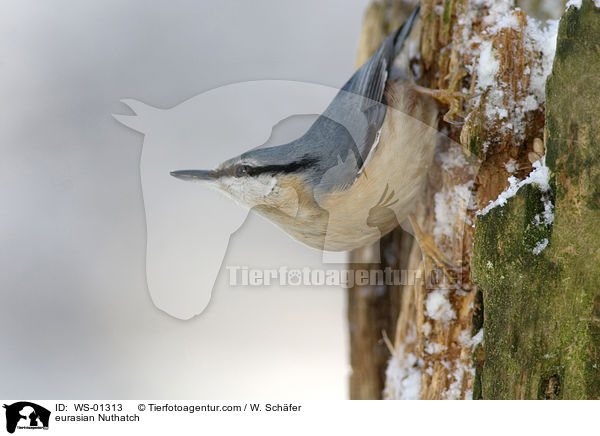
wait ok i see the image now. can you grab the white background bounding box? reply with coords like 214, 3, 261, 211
0, 0, 371, 399
2, 400, 595, 435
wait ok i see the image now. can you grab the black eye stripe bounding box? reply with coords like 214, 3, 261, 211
234, 158, 316, 177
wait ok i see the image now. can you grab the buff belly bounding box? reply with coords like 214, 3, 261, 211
257, 82, 438, 252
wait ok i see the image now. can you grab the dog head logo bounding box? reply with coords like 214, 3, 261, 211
3, 402, 50, 434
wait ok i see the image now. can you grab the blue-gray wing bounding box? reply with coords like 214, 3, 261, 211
302, 4, 421, 198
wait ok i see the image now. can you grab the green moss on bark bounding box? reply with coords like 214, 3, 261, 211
472, 1, 600, 399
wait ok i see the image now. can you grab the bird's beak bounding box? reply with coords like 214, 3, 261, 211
170, 169, 216, 182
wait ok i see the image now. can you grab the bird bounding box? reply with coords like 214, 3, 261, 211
171, 4, 439, 253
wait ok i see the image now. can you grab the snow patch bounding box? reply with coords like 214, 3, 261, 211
476, 41, 500, 90
566, 0, 600, 10
532, 238, 549, 255
525, 18, 559, 105
534, 194, 555, 226
434, 182, 474, 241
425, 289, 456, 323
471, 329, 484, 346
458, 328, 483, 347
385, 346, 423, 400
425, 342, 446, 355
439, 148, 470, 171
478, 158, 551, 216
445, 367, 467, 400
504, 158, 518, 173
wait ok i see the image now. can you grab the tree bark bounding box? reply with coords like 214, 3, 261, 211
348, 0, 600, 399
472, 1, 600, 399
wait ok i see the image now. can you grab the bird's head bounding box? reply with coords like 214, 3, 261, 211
171, 145, 318, 215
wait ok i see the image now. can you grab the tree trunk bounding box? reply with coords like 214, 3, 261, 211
348, 0, 600, 399
472, 1, 600, 399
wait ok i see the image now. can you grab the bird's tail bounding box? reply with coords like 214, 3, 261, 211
393, 3, 421, 58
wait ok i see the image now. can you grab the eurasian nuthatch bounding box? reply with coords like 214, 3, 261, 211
171, 4, 439, 251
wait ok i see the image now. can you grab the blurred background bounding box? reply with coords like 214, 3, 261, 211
0, 0, 371, 399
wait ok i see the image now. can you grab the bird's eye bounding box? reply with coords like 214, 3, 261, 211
235, 165, 250, 177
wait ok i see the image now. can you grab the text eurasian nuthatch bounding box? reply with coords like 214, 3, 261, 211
171, 4, 439, 251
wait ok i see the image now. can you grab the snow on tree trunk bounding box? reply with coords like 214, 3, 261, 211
472, 0, 600, 399
348, 0, 599, 400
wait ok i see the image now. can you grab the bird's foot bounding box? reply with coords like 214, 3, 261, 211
413, 84, 470, 105
412, 70, 475, 127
